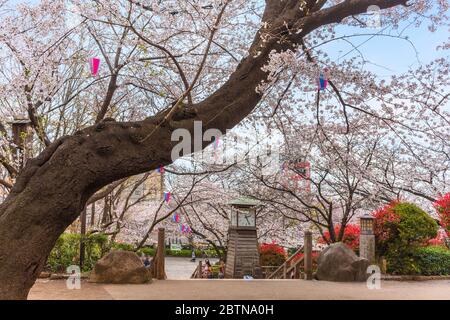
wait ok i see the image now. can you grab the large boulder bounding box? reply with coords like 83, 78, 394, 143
89, 250, 151, 284
315, 242, 370, 282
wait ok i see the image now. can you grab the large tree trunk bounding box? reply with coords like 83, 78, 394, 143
0, 0, 406, 299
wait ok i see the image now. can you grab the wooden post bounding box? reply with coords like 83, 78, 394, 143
304, 231, 313, 280
283, 263, 287, 279
156, 228, 166, 280
90, 202, 96, 227
79, 207, 87, 270
198, 261, 203, 279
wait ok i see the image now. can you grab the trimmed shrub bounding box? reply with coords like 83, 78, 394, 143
137, 247, 156, 257
374, 201, 438, 257
46, 233, 108, 272
260, 243, 286, 267
393, 203, 438, 243
414, 246, 450, 275
387, 245, 450, 275
136, 247, 222, 258
165, 249, 221, 258
373, 201, 440, 275
385, 242, 420, 275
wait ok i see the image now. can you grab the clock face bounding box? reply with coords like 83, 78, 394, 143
238, 212, 255, 227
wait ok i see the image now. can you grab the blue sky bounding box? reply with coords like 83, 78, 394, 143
321, 15, 448, 77
5, 0, 448, 78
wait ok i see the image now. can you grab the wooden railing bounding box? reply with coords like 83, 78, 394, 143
191, 261, 203, 279
261, 266, 279, 279
267, 231, 314, 280
267, 246, 304, 279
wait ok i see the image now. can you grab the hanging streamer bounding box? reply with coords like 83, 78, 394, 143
164, 191, 171, 203
180, 225, 191, 234
89, 57, 101, 77
172, 213, 180, 223
318, 67, 329, 91
156, 165, 165, 174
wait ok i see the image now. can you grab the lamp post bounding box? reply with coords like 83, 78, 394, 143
359, 213, 376, 264
8, 117, 33, 168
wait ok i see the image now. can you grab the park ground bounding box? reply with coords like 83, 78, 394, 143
30, 278, 450, 300
29, 257, 450, 300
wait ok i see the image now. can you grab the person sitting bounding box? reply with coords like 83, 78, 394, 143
202, 259, 212, 278
143, 255, 151, 269
218, 259, 225, 279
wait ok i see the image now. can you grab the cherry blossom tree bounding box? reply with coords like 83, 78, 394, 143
0, 0, 447, 299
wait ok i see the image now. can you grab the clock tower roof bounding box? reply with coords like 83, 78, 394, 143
228, 197, 261, 208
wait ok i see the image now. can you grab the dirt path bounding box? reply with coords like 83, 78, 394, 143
29, 279, 450, 300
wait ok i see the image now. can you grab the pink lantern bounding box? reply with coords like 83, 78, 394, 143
89, 57, 101, 76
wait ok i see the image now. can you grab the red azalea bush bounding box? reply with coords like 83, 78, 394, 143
259, 242, 287, 267
428, 229, 446, 246
292, 251, 320, 264
319, 224, 361, 252
373, 200, 401, 248
373, 201, 438, 256
434, 193, 450, 237
372, 201, 439, 274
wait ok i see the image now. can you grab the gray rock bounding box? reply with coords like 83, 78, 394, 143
316, 242, 370, 282
89, 250, 151, 284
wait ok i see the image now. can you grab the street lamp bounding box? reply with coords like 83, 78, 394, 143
360, 213, 375, 235
359, 213, 376, 264
8, 117, 33, 168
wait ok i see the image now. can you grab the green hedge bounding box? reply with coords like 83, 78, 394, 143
135, 248, 221, 258
387, 245, 450, 275
112, 242, 135, 251
114, 245, 221, 258
413, 246, 450, 275
46, 233, 108, 272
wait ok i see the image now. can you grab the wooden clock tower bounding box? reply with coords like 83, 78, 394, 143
225, 197, 262, 279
